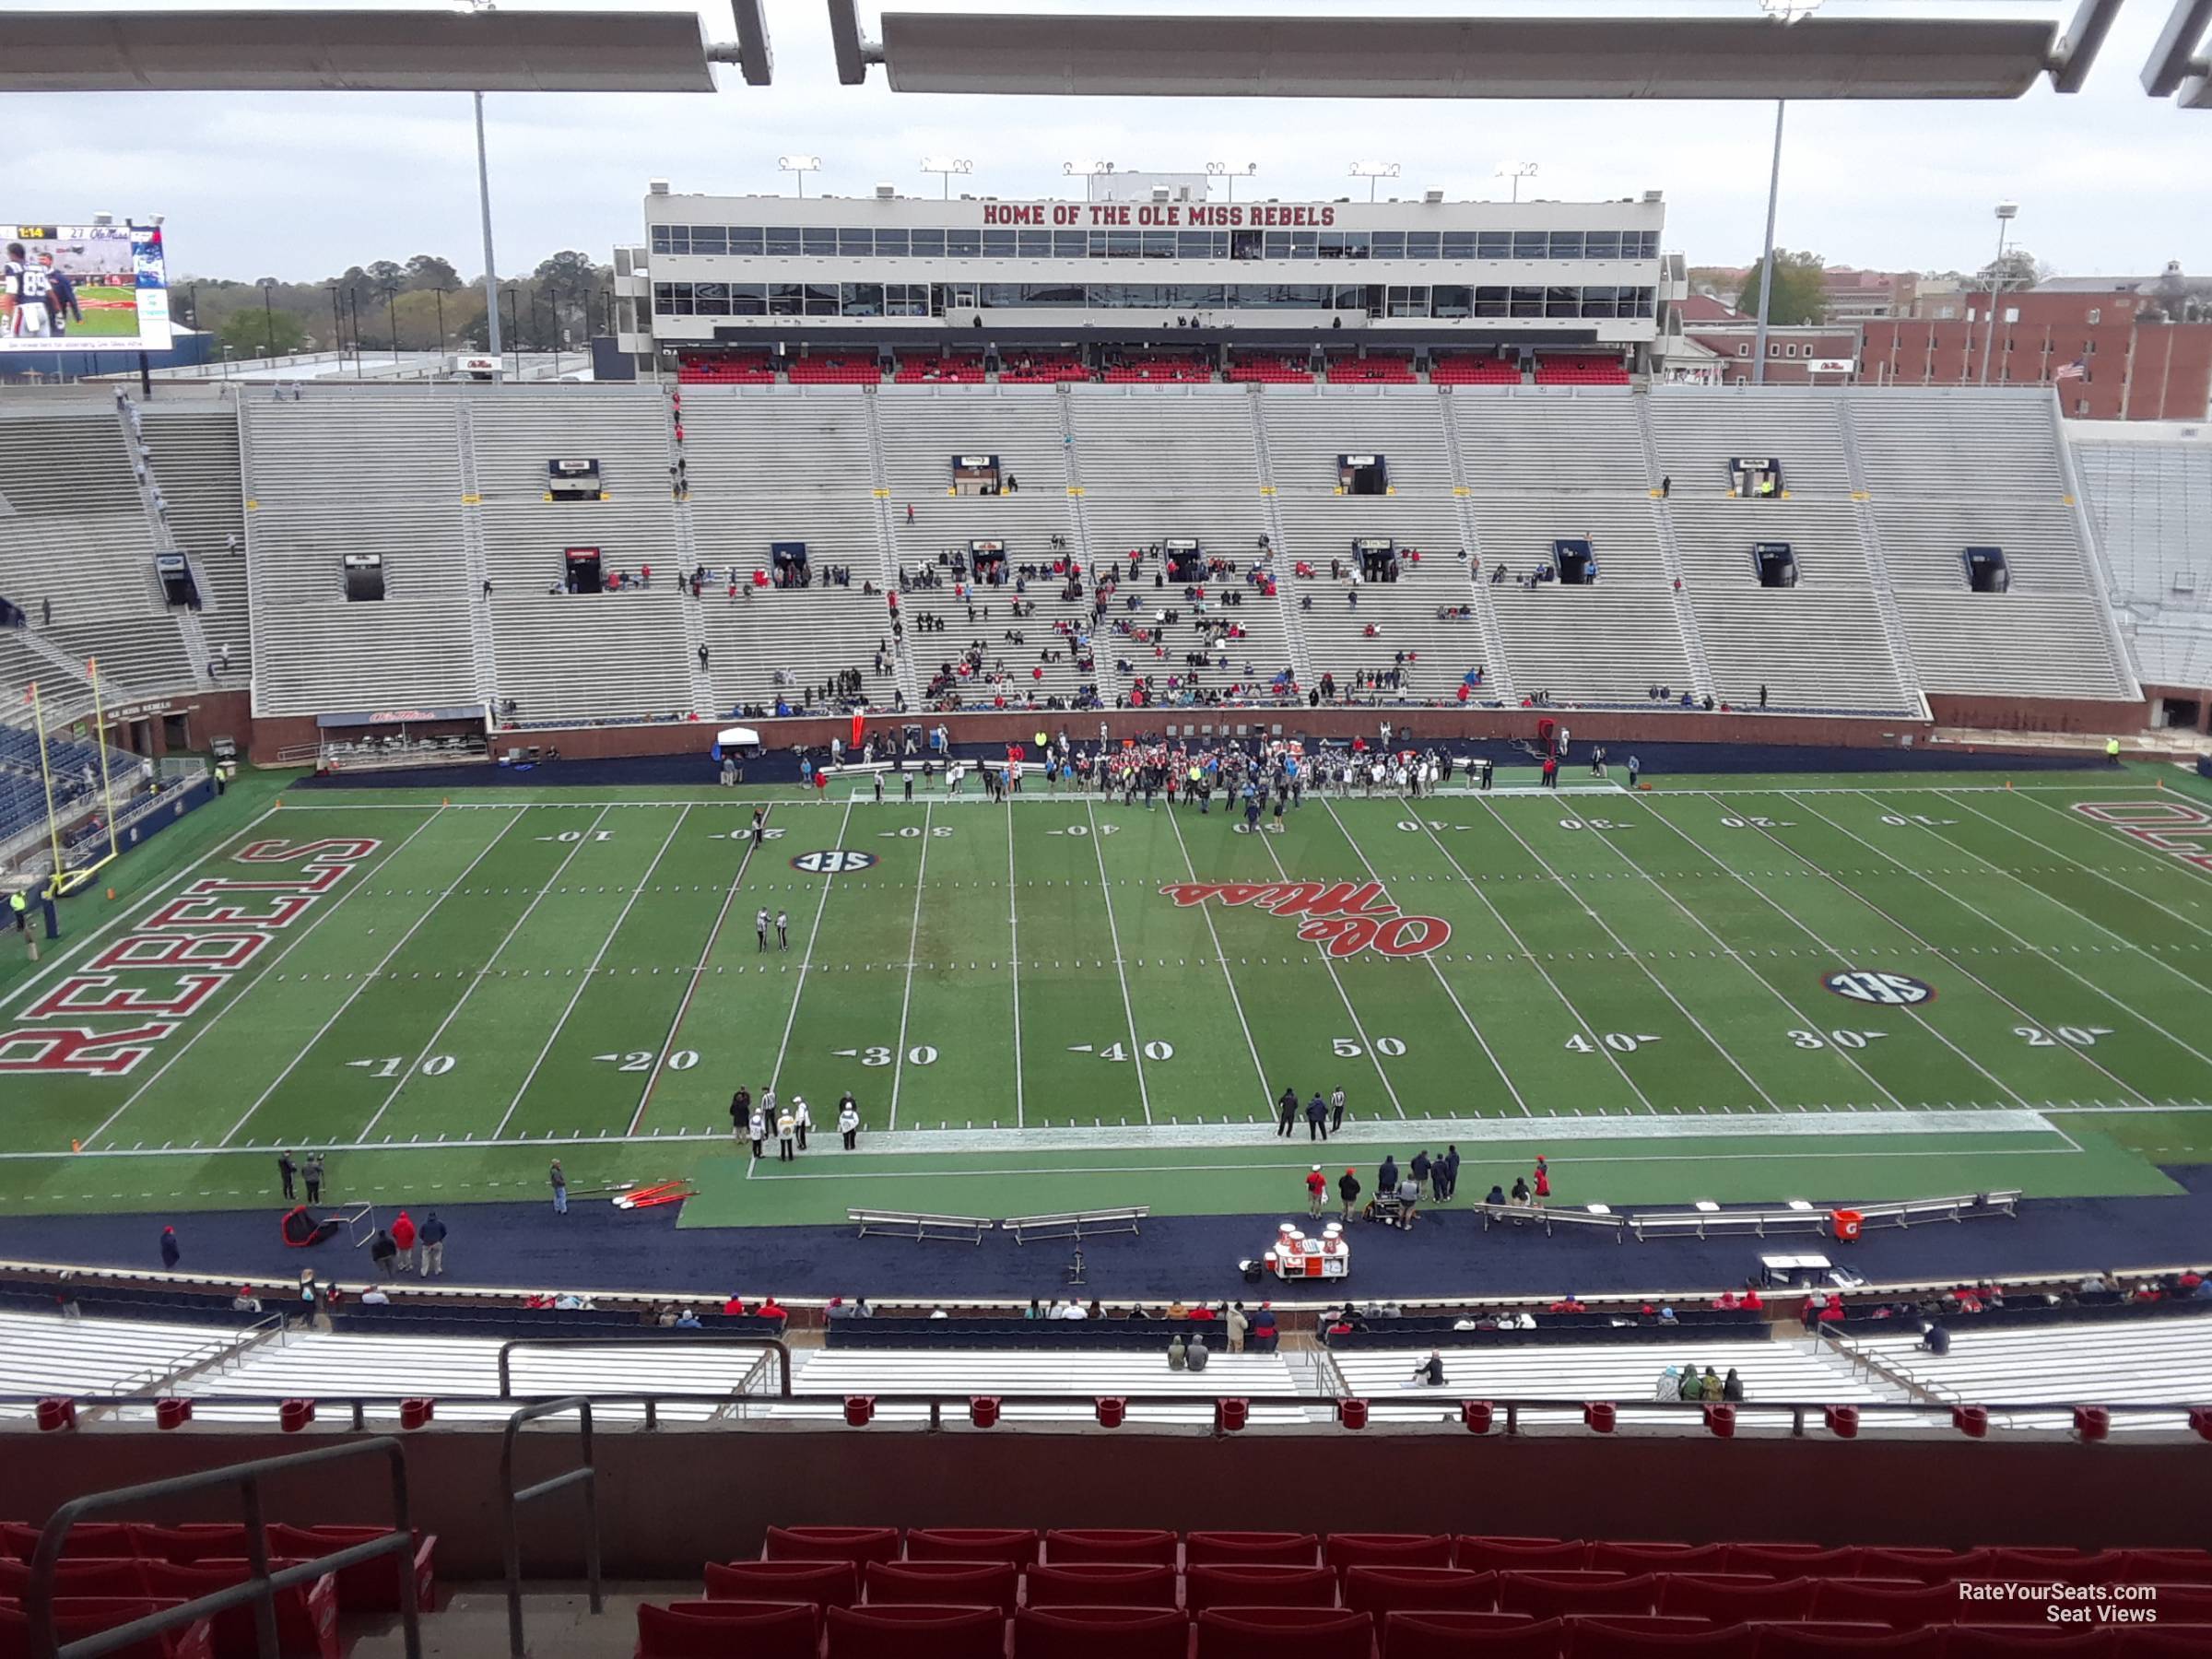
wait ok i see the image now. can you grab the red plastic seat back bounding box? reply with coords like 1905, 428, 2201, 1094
905, 1527, 1038, 1568
705, 1559, 858, 1609
1809, 1580, 1972, 1629
1853, 1549, 1963, 1584
1343, 1567, 1499, 1618
0, 1596, 203, 1659
1188, 1531, 1321, 1568
0, 1559, 152, 1600
1383, 1611, 1555, 1656
1187, 1562, 1338, 1613
1013, 1606, 1188, 1659
1753, 1630, 1948, 1657
638, 1600, 818, 1659
1044, 1528, 1178, 1566
0, 1524, 141, 1562
1196, 1606, 1373, 1659
1567, 1615, 1748, 1655
2116, 1549, 2212, 1583
1024, 1562, 1178, 1608
131, 1526, 250, 1565
1498, 1571, 1651, 1621
265, 1523, 433, 1615
1944, 1630, 2121, 1657
1724, 1545, 1860, 1579
826, 1603, 1006, 1659
1658, 1573, 1816, 1623
767, 1525, 901, 1568
1585, 1543, 1729, 1576
865, 1560, 1018, 1615
1459, 1538, 1590, 1574
1328, 1534, 1455, 1572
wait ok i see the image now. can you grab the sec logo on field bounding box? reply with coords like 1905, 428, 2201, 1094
791, 849, 877, 875
1823, 970, 1935, 1006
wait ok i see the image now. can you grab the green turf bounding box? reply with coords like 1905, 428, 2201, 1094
5, 763, 2210, 1222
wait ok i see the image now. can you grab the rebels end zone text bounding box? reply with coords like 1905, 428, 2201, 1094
0, 839, 379, 1077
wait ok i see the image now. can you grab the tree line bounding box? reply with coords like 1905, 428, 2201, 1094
171, 251, 614, 360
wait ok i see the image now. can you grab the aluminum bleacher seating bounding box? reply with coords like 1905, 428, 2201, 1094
771, 1347, 1316, 1424
0, 1311, 241, 1419
143, 407, 252, 682
2074, 428, 2212, 694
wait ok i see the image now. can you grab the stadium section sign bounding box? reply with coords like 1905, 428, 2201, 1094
1, 221, 171, 353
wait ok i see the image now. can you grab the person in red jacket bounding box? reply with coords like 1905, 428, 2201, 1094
389, 1209, 418, 1273
1531, 1157, 1550, 1210
756, 1295, 788, 1322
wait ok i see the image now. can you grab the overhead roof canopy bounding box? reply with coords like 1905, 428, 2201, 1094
866, 11, 2074, 100
5, 7, 724, 93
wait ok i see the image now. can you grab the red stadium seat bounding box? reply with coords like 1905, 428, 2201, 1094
1196, 1606, 1374, 1659
1810, 1580, 1983, 1628
1498, 1571, 1653, 1621
1023, 1562, 1178, 1608
1659, 1575, 1818, 1623
905, 1527, 1040, 1568
1186, 1562, 1339, 1612
1725, 1547, 1862, 1579
765, 1525, 901, 1568
138, 1559, 337, 1659
132, 1527, 249, 1565
637, 1600, 818, 1659
2117, 1551, 2212, 1583
1043, 1528, 1178, 1566
1330, 1535, 1457, 1572
1461, 1539, 1590, 1574
1188, 1531, 1321, 1568
0, 1595, 214, 1659
1588, 1544, 1731, 1576
2112, 1629, 2212, 1654
1344, 1567, 1500, 1618
705, 1558, 859, 1609
1383, 1611, 1560, 1657
1013, 1606, 1188, 1659
0, 1524, 143, 1561
0, 1559, 153, 1600
265, 1524, 437, 1614
2139, 1587, 2212, 1621
1566, 1616, 1748, 1656
826, 1603, 1006, 1659
1946, 1630, 2120, 1656
1751, 1630, 1947, 1656
1853, 1550, 1963, 1584
865, 1560, 1019, 1615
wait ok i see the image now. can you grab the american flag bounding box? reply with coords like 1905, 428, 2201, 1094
2054, 358, 2088, 383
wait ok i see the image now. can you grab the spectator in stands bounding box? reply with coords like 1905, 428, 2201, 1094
675, 1307, 702, 1329
369, 1229, 398, 1277
1409, 1351, 1445, 1388
1167, 1334, 1188, 1371
360, 1285, 390, 1305
390, 1209, 417, 1272
1722, 1368, 1745, 1402
418, 1212, 447, 1277
231, 1285, 262, 1313
1918, 1320, 1951, 1357
549, 1159, 568, 1215
159, 1225, 181, 1270
724, 1294, 750, 1316
1654, 1366, 1682, 1401
1166, 1299, 1190, 1320
758, 1294, 787, 1322
1186, 1333, 1211, 1372
1226, 1302, 1250, 1353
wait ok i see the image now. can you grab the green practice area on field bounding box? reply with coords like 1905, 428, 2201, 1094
4, 762, 2210, 1225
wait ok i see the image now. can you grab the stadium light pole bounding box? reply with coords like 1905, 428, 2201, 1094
504, 285, 521, 377
348, 289, 363, 378
779, 154, 821, 197
1749, 100, 1786, 385
432, 284, 452, 351
1206, 161, 1257, 203
921, 156, 971, 199
382, 286, 400, 364
258, 279, 277, 358
1348, 160, 1400, 203
474, 89, 502, 362
1495, 161, 1538, 203
1979, 200, 2020, 386
325, 281, 342, 363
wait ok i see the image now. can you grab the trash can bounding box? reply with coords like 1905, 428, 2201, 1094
1832, 1208, 1863, 1242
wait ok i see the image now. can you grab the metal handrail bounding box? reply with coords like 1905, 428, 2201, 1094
500, 1396, 603, 1659
494, 1334, 793, 1399
24, 1437, 421, 1659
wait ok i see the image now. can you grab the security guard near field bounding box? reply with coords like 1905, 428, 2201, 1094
8, 886, 25, 935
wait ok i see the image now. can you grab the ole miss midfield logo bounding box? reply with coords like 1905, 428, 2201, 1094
1158, 880, 1450, 959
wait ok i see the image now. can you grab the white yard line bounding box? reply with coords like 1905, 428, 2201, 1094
1632, 794, 2033, 1110
0, 803, 283, 1016
215, 806, 531, 1147
767, 798, 858, 1096
1161, 798, 1275, 1116
1248, 806, 1406, 1120
1557, 799, 1905, 1110
1083, 796, 1153, 1124
2016, 782, 2212, 892
500, 807, 692, 1139
887, 803, 932, 1132
1947, 790, 2212, 945
1729, 792, 2155, 1108
1319, 797, 1529, 1115
352, 804, 614, 1144
629, 805, 762, 1134
1407, 811, 1658, 1114
1476, 797, 1782, 1110
77, 804, 466, 1152
1005, 800, 1026, 1127
1825, 791, 2212, 1075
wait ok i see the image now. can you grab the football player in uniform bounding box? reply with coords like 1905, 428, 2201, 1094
3, 243, 54, 337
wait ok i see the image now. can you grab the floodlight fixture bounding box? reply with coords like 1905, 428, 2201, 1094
778, 154, 821, 197
1348, 159, 1400, 202
1495, 160, 1538, 203
921, 156, 973, 197
1206, 160, 1258, 202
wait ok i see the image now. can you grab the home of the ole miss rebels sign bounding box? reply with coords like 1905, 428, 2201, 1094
983, 202, 1338, 228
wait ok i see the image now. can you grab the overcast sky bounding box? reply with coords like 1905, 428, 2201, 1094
39, 0, 2212, 284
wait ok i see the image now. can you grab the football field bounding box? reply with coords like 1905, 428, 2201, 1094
5, 768, 2211, 1227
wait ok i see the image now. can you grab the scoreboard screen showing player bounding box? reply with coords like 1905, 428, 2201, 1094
1, 221, 172, 353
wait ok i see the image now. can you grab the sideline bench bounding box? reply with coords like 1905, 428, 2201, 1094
1471, 1204, 1625, 1242
848, 1209, 993, 1245
1005, 1207, 1150, 1244
1628, 1190, 2022, 1242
